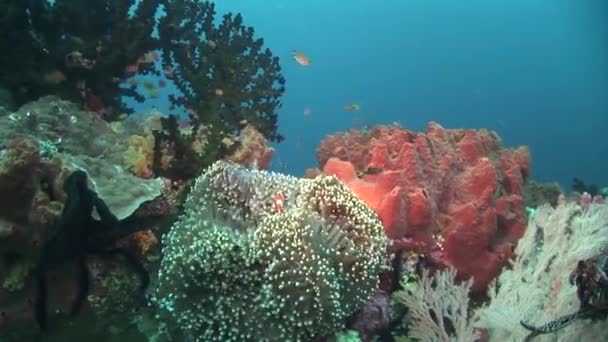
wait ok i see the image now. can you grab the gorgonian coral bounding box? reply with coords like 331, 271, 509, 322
153, 161, 387, 341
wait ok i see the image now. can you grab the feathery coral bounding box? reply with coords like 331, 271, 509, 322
474, 203, 608, 341
393, 268, 478, 342
153, 160, 387, 341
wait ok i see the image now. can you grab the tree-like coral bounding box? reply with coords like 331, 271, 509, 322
153, 160, 387, 341
2, 0, 287, 175
158, 0, 286, 143
0, 0, 159, 117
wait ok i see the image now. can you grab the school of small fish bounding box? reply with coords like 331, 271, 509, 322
292, 50, 362, 118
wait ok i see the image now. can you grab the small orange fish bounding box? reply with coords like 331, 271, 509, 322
292, 51, 311, 66
273, 191, 286, 214
344, 103, 360, 111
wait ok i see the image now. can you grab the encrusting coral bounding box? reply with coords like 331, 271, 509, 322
153, 160, 388, 341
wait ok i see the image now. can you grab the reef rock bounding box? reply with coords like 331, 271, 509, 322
0, 98, 174, 336
0, 96, 128, 165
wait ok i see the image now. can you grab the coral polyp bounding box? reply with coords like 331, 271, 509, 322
153, 161, 388, 341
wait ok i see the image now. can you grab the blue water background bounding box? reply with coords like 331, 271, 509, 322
131, 0, 608, 190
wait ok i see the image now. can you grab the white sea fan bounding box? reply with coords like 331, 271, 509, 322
474, 203, 608, 341
393, 267, 479, 342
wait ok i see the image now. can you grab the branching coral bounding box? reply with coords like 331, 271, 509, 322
150, 115, 221, 180
158, 0, 286, 143
153, 160, 387, 341
2, 1, 286, 176
393, 268, 479, 342
0, 0, 159, 117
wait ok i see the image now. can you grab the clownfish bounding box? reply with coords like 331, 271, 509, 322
273, 191, 286, 214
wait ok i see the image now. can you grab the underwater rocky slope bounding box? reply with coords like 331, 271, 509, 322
0, 0, 606, 341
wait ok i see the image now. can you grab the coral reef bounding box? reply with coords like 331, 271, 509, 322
225, 124, 275, 169
0, 98, 176, 335
0, 97, 164, 224
0, 0, 159, 117
32, 170, 149, 331
1, 1, 287, 179
0, 138, 165, 332
520, 251, 608, 340
314, 123, 530, 292
0, 256, 147, 341
0, 137, 64, 258
523, 180, 563, 208
150, 115, 208, 180
0, 96, 128, 164
150, 116, 273, 181
158, 0, 286, 143
153, 160, 388, 341
65, 154, 164, 220
1, 1, 286, 146
474, 203, 608, 341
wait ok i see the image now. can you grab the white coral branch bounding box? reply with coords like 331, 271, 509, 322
394, 268, 478, 342
474, 203, 608, 341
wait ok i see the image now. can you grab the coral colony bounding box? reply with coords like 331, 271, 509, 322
0, 1, 606, 341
